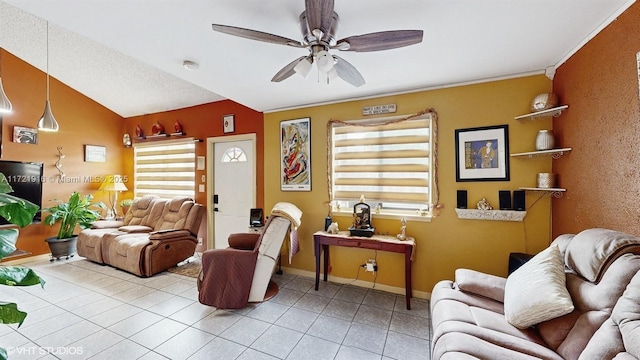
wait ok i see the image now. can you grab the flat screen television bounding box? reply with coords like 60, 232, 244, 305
0, 160, 44, 225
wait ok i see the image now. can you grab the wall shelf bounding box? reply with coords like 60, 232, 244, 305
511, 148, 572, 159
514, 105, 569, 120
519, 187, 566, 198
133, 132, 201, 143
455, 208, 526, 222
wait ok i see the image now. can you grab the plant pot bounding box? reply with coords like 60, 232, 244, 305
45, 235, 78, 261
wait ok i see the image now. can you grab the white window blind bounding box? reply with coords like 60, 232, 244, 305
331, 112, 435, 216
133, 139, 196, 199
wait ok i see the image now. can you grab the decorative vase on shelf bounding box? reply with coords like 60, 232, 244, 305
535, 130, 555, 151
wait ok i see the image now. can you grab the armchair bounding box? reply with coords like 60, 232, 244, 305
198, 215, 292, 309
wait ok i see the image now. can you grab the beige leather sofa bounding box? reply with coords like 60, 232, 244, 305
431, 228, 640, 359
77, 195, 204, 277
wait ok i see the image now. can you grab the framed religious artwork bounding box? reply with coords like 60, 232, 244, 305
280, 117, 311, 191
455, 124, 510, 182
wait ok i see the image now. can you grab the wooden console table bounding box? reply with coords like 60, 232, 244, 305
313, 231, 415, 310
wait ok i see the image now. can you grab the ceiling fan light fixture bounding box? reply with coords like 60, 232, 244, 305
327, 67, 338, 80
316, 50, 334, 72
294, 57, 313, 78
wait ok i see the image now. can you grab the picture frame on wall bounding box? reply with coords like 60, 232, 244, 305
84, 144, 107, 163
455, 124, 510, 182
280, 117, 311, 191
223, 114, 235, 133
13, 126, 38, 144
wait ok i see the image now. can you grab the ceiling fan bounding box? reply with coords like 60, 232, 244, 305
211, 0, 423, 87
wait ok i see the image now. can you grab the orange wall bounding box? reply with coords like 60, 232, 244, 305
1, 49, 124, 258
552, 3, 640, 236
123, 100, 264, 210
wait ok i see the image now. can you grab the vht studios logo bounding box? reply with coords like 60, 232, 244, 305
10, 346, 84, 356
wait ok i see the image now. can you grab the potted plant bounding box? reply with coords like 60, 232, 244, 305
0, 174, 44, 360
42, 192, 106, 261
120, 198, 133, 216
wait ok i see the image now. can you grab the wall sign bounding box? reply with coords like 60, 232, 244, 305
362, 104, 397, 116
84, 144, 106, 163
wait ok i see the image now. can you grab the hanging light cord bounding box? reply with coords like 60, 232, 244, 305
46, 22, 50, 100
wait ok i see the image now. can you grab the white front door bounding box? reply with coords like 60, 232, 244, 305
210, 136, 256, 249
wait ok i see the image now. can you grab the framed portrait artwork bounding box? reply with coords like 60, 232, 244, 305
223, 114, 235, 133
280, 117, 311, 191
455, 124, 510, 182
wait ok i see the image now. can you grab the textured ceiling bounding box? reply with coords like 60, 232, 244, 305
0, 0, 635, 117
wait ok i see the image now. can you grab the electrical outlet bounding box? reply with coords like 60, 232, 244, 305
365, 259, 377, 272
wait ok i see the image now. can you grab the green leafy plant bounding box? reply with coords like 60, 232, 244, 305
119, 199, 133, 207
0, 174, 44, 360
42, 192, 106, 239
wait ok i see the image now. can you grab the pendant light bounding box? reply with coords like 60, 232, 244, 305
37, 22, 59, 132
0, 49, 13, 113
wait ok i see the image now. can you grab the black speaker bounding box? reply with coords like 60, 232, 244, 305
456, 190, 467, 209
324, 216, 332, 231
499, 190, 511, 210
513, 190, 526, 211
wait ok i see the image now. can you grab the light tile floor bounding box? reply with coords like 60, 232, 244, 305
1, 256, 431, 359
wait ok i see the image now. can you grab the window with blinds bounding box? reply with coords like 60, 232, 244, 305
133, 139, 196, 199
331, 113, 434, 217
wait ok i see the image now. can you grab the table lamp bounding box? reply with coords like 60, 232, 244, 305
99, 175, 128, 219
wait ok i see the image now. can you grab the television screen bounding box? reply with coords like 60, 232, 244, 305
0, 160, 44, 225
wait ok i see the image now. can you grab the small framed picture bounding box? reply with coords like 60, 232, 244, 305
13, 126, 38, 144
455, 124, 510, 182
223, 114, 235, 133
84, 144, 107, 163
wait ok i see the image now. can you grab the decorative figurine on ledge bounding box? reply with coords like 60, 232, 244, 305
174, 119, 183, 134
135, 124, 144, 138
476, 197, 493, 210
151, 121, 165, 135
397, 217, 407, 241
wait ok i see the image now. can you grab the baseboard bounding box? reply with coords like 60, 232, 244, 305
280, 266, 432, 300
1, 253, 50, 265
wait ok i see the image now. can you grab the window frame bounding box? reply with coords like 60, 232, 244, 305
327, 109, 439, 222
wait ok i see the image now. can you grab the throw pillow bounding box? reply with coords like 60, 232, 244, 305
504, 244, 574, 329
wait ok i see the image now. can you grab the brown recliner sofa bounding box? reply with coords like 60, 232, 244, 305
77, 195, 204, 277
430, 228, 640, 359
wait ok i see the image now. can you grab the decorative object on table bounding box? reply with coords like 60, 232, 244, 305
151, 121, 165, 135
375, 203, 382, 214
135, 124, 144, 138
12, 126, 38, 144
84, 144, 106, 163
122, 133, 132, 147
99, 175, 128, 219
324, 215, 332, 231
349, 202, 374, 237
455, 125, 510, 182
397, 217, 407, 241
42, 192, 106, 261
476, 197, 493, 210
530, 93, 559, 112
537, 173, 556, 188
55, 146, 64, 177
223, 114, 235, 133
280, 117, 311, 191
327, 222, 339, 234
535, 130, 555, 151
174, 119, 183, 134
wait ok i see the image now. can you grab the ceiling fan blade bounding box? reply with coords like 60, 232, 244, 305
271, 56, 308, 82
333, 55, 365, 87
305, 0, 335, 36
212, 24, 305, 48
334, 30, 423, 52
